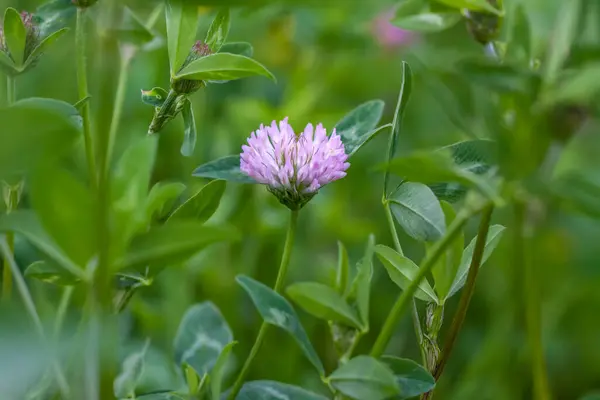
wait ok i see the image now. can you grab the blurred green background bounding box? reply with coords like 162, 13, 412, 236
2, 0, 600, 399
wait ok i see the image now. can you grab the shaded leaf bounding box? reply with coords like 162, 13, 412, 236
109, 6, 154, 46
236, 275, 324, 375
13, 97, 82, 130
375, 245, 438, 304
145, 181, 186, 223
543, 0, 581, 85
192, 155, 256, 183
430, 201, 463, 301
175, 53, 275, 82
24, 261, 80, 286
181, 100, 197, 157
210, 341, 236, 400
346, 234, 376, 328
141, 87, 169, 108
220, 42, 253, 57
329, 356, 400, 400
167, 180, 226, 224
234, 381, 328, 400
381, 356, 435, 399
114, 339, 150, 398
334, 100, 385, 156
389, 182, 445, 242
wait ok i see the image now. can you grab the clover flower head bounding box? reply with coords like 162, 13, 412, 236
240, 118, 350, 210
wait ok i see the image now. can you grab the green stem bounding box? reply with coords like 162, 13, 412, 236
0, 237, 71, 397
424, 205, 494, 399
516, 200, 551, 400
148, 89, 180, 134
54, 286, 74, 338
76, 8, 96, 184
227, 210, 299, 400
384, 201, 427, 364
370, 209, 472, 358
2, 233, 13, 302
6, 75, 15, 104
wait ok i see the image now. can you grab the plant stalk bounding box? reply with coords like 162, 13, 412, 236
370, 208, 472, 358
227, 210, 299, 400
421, 205, 495, 400
76, 8, 96, 184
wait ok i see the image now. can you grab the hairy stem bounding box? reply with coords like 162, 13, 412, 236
227, 210, 299, 400
421, 205, 495, 400
370, 209, 472, 358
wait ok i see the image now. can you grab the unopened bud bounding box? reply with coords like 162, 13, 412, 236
171, 41, 213, 95
71, 0, 98, 8
464, 0, 503, 45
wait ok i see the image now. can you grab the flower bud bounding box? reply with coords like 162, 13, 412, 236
171, 41, 212, 95
464, 0, 503, 45
71, 0, 98, 8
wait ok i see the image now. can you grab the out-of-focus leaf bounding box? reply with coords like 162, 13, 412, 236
13, 97, 82, 130
4, 8, 27, 66
433, 0, 501, 15
335, 241, 349, 295
328, 355, 400, 400
109, 6, 154, 46
168, 180, 226, 224
389, 182, 445, 242
334, 100, 385, 156
447, 225, 505, 299
375, 245, 439, 304
192, 155, 256, 183
430, 202, 463, 301
541, 63, 600, 107
457, 59, 536, 93
29, 164, 96, 267
392, 12, 461, 33
175, 53, 275, 82
174, 302, 233, 376
381, 356, 435, 399
136, 392, 187, 400
236, 275, 324, 375
145, 182, 186, 223
166, 0, 198, 74
506, 4, 531, 66
181, 99, 197, 157
219, 42, 253, 57
543, 0, 581, 85
114, 339, 150, 398
346, 234, 376, 329
118, 222, 239, 270
232, 381, 328, 400
24, 28, 69, 69
384, 61, 412, 196
552, 172, 600, 218
141, 87, 169, 108
210, 341, 236, 400
287, 282, 362, 328
204, 9, 230, 52
24, 261, 80, 286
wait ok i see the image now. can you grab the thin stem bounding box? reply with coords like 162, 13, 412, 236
2, 76, 16, 302
6, 75, 15, 104
370, 209, 472, 358
227, 210, 299, 400
54, 287, 74, 339
0, 237, 71, 397
516, 200, 551, 400
384, 201, 426, 364
76, 8, 96, 184
429, 205, 494, 388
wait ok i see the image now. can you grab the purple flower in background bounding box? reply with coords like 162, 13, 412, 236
240, 118, 350, 210
372, 8, 416, 49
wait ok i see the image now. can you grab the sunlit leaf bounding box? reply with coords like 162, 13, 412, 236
205, 9, 230, 52
141, 87, 169, 108
175, 53, 275, 82
4, 8, 27, 66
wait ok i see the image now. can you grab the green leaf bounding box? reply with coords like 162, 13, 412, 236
24, 261, 81, 286
174, 302, 233, 376
4, 8, 27, 66
236, 275, 324, 375
430, 202, 463, 301
334, 100, 385, 156
375, 245, 438, 304
145, 181, 186, 224
381, 356, 435, 399
181, 99, 197, 157
541, 63, 600, 107
205, 9, 230, 52
384, 61, 412, 196
141, 87, 170, 108
24, 27, 69, 69
433, 0, 501, 15
234, 381, 328, 400
220, 42, 253, 57
166, 0, 198, 74
167, 180, 226, 224
543, 0, 581, 85
389, 182, 446, 242
192, 155, 255, 183
447, 225, 505, 299
506, 4, 531, 66
13, 97, 83, 130
392, 12, 462, 33
0, 51, 15, 72
29, 164, 96, 267
428, 139, 497, 202
114, 339, 150, 398
335, 241, 349, 295
0, 101, 81, 179
137, 392, 187, 400
0, 211, 83, 279
395, 0, 425, 18
287, 282, 362, 328
118, 222, 238, 271
457, 59, 535, 93
109, 6, 154, 46
175, 53, 275, 82
346, 234, 376, 329
210, 341, 236, 400
328, 355, 400, 400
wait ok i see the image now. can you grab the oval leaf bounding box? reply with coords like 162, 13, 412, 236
4, 8, 27, 66
145, 181, 186, 224
329, 356, 400, 400
114, 339, 150, 398
168, 180, 226, 224
181, 99, 197, 156
381, 356, 435, 399
174, 302, 233, 376
447, 225, 505, 299
175, 53, 275, 82
141, 87, 170, 108
192, 155, 256, 184
334, 100, 385, 156
375, 245, 438, 304
389, 182, 446, 242
286, 282, 362, 328
236, 275, 324, 375
233, 381, 328, 400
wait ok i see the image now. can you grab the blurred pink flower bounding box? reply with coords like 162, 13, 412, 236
372, 8, 416, 49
